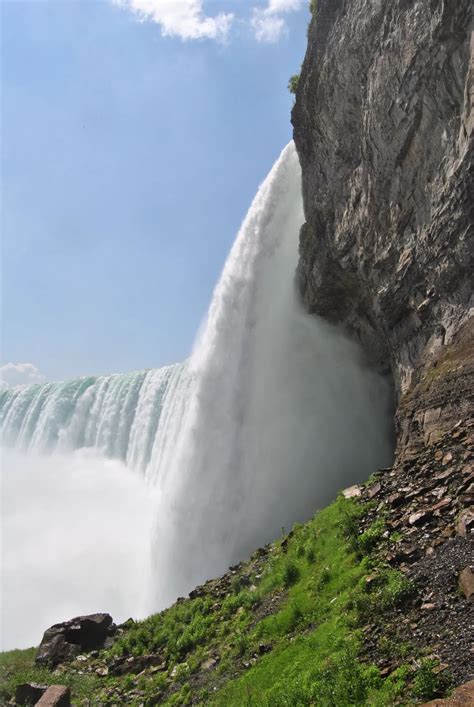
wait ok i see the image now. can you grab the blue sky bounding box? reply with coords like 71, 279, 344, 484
1, 0, 309, 384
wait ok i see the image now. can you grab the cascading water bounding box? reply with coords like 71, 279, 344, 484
0, 364, 189, 479
0, 142, 393, 650
149, 142, 393, 606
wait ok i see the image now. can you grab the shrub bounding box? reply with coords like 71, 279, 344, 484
379, 571, 415, 609
358, 519, 385, 553
316, 566, 331, 590
412, 659, 449, 700
231, 576, 243, 594
123, 675, 135, 690
354, 568, 415, 620
287, 74, 300, 94
283, 560, 300, 587
235, 632, 250, 657
288, 602, 303, 631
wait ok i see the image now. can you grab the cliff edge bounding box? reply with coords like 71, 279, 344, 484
292, 0, 473, 462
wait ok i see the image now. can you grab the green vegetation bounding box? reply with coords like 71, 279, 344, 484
0, 648, 101, 704
412, 659, 451, 701
208, 498, 410, 706
356, 517, 386, 553
1, 493, 443, 705
287, 74, 300, 94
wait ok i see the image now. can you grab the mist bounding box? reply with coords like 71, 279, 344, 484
1, 144, 394, 648
150, 143, 394, 607
1, 448, 156, 650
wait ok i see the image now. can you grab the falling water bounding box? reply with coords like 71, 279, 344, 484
149, 143, 393, 606
0, 142, 393, 649
0, 364, 190, 480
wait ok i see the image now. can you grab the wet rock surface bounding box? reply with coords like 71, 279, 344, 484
292, 0, 473, 470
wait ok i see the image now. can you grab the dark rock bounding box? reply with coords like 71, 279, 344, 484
258, 643, 272, 655
15, 683, 48, 705
387, 492, 403, 507
292, 0, 473, 463
36, 613, 114, 667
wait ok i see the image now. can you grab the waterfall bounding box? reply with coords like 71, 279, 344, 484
149, 142, 393, 605
1, 142, 393, 649
0, 364, 190, 480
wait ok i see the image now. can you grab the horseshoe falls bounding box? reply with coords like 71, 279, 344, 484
0, 143, 393, 650
0, 364, 189, 478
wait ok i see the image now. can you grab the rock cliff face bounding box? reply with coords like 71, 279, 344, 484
292, 0, 473, 462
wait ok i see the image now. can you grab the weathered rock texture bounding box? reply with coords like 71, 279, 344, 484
36, 613, 115, 668
292, 0, 473, 462
357, 421, 474, 687
423, 678, 474, 705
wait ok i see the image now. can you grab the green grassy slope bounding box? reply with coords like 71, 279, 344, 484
1, 485, 450, 706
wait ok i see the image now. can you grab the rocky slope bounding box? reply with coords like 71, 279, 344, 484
292, 0, 473, 462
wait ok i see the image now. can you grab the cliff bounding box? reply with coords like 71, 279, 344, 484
292, 0, 473, 462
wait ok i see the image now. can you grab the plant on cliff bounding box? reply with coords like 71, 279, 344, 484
287, 74, 300, 94
412, 658, 451, 701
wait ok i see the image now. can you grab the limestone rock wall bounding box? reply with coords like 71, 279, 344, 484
292, 0, 473, 460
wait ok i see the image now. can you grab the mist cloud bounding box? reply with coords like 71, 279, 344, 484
1, 449, 156, 650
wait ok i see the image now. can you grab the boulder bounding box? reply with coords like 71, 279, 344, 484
15, 683, 48, 705
36, 685, 71, 707
36, 613, 114, 667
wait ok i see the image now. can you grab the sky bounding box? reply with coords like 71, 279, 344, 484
1, 0, 309, 385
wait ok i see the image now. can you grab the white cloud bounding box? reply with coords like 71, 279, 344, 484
0, 363, 47, 388
112, 0, 234, 41
251, 0, 304, 42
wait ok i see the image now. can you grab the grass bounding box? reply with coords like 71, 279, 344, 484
0, 647, 101, 704
0, 494, 437, 705
208, 497, 410, 706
